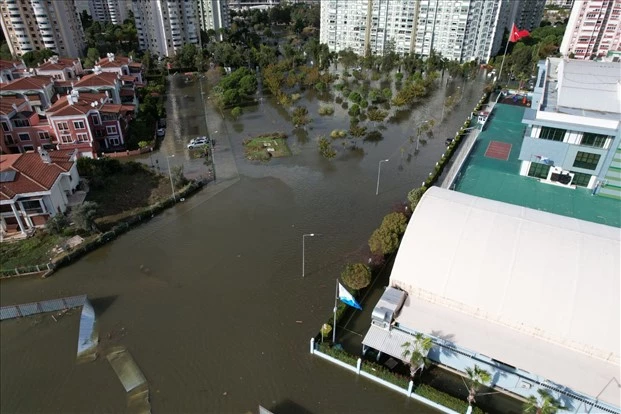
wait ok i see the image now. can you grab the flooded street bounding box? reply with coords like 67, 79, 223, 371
1, 71, 487, 413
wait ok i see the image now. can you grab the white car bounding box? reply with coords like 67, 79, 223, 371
187, 136, 209, 149
156, 128, 166, 137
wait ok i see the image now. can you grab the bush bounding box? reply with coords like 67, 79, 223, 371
364, 130, 383, 142
349, 91, 362, 103
318, 343, 357, 366
138, 140, 151, 149
368, 212, 408, 255
361, 360, 410, 389
382, 212, 407, 234
415, 384, 484, 414
77, 157, 121, 177
348, 104, 361, 117
408, 187, 427, 210
231, 106, 242, 119
330, 129, 347, 139
45, 214, 70, 235
171, 165, 188, 189
360, 100, 368, 109
318, 106, 335, 116
395, 72, 404, 82
71, 201, 99, 232
341, 263, 372, 290
335, 96, 343, 104
318, 137, 336, 159
291, 93, 302, 102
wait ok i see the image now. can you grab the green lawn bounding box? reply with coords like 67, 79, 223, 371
0, 232, 62, 269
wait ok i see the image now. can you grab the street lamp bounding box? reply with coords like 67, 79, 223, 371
376, 159, 389, 195
302, 233, 318, 278
166, 154, 176, 202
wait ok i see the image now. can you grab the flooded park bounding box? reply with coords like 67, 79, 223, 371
1, 69, 489, 413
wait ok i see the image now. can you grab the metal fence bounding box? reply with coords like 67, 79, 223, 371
0, 294, 86, 321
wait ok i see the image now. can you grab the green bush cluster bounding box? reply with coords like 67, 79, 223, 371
368, 212, 408, 255
318, 137, 337, 159
415, 384, 484, 414
330, 129, 347, 139
341, 263, 371, 290
361, 360, 410, 389
318, 106, 335, 116
318, 343, 358, 367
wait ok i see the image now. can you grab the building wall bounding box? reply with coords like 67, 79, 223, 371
320, 0, 369, 56
560, 0, 621, 59
514, 0, 546, 32
197, 0, 230, 36
132, 0, 200, 57
0, 0, 85, 58
89, 0, 130, 25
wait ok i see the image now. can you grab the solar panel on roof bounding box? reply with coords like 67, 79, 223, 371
0, 170, 16, 182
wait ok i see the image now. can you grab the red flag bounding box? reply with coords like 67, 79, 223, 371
167, 62, 171, 70
509, 23, 529, 42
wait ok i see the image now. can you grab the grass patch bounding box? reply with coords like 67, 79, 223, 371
86, 165, 173, 225
242, 132, 291, 161
0, 231, 62, 269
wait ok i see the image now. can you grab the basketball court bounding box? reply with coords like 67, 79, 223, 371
484, 141, 512, 160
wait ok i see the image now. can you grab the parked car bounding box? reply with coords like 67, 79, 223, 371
187, 136, 209, 149
156, 128, 166, 137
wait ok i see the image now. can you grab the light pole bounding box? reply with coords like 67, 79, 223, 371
166, 154, 176, 202
302, 233, 317, 277
376, 159, 389, 195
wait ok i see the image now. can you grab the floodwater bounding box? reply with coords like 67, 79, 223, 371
0, 70, 487, 414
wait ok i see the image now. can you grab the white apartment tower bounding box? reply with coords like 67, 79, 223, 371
0, 0, 85, 58
560, 0, 621, 60
132, 0, 200, 57
320, 0, 517, 63
89, 0, 131, 25
197, 0, 230, 36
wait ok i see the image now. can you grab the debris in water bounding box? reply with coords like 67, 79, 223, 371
296, 320, 303, 324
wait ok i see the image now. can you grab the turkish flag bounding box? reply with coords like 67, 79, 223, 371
509, 23, 529, 42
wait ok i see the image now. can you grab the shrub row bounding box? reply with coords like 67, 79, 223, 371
415, 384, 484, 414
361, 359, 410, 389
318, 342, 358, 367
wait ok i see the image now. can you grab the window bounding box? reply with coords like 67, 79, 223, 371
528, 162, 550, 179
1, 121, 9, 131
38, 131, 50, 140
91, 115, 100, 125
580, 132, 607, 148
57, 121, 69, 130
106, 125, 118, 135
571, 171, 591, 187
573, 151, 600, 170
13, 118, 30, 127
76, 133, 89, 142
60, 134, 72, 143
20, 199, 44, 214
18, 132, 30, 141
73, 120, 85, 129
539, 127, 566, 142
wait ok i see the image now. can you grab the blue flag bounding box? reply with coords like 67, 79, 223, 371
338, 282, 362, 310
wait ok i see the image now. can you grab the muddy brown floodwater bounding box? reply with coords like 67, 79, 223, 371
1, 70, 487, 414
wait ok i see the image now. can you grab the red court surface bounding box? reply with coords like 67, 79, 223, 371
484, 141, 512, 160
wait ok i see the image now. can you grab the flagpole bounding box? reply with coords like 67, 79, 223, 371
332, 279, 338, 343
497, 22, 513, 84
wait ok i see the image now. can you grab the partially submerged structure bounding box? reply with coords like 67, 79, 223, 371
363, 187, 620, 413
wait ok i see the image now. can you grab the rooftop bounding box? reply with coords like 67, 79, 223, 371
542, 58, 621, 118
74, 72, 118, 88
0, 150, 74, 201
0, 76, 53, 91
389, 187, 620, 407
453, 103, 621, 227
37, 58, 79, 72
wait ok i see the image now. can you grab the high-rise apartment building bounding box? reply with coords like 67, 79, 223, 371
89, 0, 131, 25
560, 0, 621, 60
132, 0, 200, 57
0, 0, 85, 58
513, 0, 546, 32
320, 0, 524, 63
197, 0, 230, 36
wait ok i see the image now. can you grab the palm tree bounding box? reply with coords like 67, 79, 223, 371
401, 333, 433, 377
523, 389, 564, 414
465, 365, 491, 406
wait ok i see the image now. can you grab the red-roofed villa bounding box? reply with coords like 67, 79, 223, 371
0, 148, 80, 238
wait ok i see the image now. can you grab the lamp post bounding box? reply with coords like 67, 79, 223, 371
376, 159, 389, 195
302, 233, 317, 278
166, 154, 176, 202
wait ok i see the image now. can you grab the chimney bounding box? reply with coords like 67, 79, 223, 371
38, 147, 51, 164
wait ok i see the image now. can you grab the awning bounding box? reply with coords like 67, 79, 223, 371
362, 324, 417, 362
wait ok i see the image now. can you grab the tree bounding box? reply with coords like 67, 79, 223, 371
407, 187, 426, 210
0, 43, 13, 60
291, 106, 309, 126
318, 137, 336, 159
401, 333, 433, 377
171, 165, 187, 189
21, 49, 54, 67
381, 212, 407, 235
338, 48, 358, 70
524, 389, 564, 414
45, 214, 70, 235
341, 263, 371, 290
71, 201, 99, 232
238, 74, 257, 96
231, 106, 242, 120
368, 227, 399, 255
465, 365, 492, 407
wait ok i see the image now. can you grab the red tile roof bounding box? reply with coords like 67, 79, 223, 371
98, 55, 139, 68
0, 76, 53, 91
0, 59, 23, 71
0, 150, 74, 200
120, 89, 135, 97
100, 103, 135, 114
47, 92, 105, 117
37, 58, 79, 71
74, 72, 118, 87
0, 96, 27, 115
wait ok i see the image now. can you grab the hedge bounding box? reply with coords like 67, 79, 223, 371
361, 359, 410, 389
318, 342, 358, 367
415, 384, 484, 414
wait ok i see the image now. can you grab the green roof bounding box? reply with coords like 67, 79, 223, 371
452, 104, 621, 228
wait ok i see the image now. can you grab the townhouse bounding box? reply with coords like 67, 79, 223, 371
35, 56, 84, 81
0, 59, 27, 83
